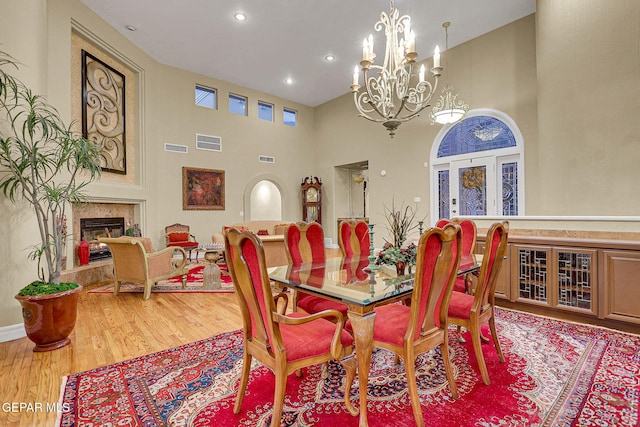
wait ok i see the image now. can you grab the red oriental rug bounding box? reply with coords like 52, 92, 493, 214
88, 264, 234, 294
56, 308, 640, 426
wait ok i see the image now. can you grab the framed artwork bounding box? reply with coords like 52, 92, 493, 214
182, 167, 225, 210
81, 50, 127, 174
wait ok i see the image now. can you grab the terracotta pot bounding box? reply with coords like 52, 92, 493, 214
15, 284, 83, 352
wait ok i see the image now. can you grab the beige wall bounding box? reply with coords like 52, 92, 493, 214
536, 0, 640, 215
2, 0, 640, 331
0, 0, 316, 329
314, 15, 539, 241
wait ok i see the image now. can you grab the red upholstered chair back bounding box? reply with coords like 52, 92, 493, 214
409, 224, 462, 338
474, 221, 509, 308
338, 220, 370, 257
284, 222, 325, 264
342, 255, 369, 283
451, 218, 477, 257
165, 222, 198, 247
224, 228, 278, 351
435, 218, 451, 228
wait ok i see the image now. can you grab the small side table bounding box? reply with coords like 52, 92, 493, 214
202, 250, 222, 290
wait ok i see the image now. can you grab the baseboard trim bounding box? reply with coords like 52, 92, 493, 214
0, 323, 26, 343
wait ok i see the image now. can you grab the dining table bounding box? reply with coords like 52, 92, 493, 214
269, 253, 482, 427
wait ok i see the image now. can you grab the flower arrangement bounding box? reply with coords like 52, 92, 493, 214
382, 198, 420, 248
376, 242, 417, 267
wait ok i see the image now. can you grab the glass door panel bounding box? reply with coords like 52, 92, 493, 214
450, 158, 495, 216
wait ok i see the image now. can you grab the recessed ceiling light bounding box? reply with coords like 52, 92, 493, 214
125, 24, 136, 31
324, 54, 336, 62
234, 12, 247, 21
284, 77, 294, 85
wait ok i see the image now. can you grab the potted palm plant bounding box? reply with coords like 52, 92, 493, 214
0, 51, 102, 351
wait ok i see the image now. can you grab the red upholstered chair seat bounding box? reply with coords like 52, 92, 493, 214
280, 312, 353, 362
447, 291, 474, 320
453, 276, 467, 293
298, 294, 349, 317
372, 303, 410, 347
167, 240, 198, 248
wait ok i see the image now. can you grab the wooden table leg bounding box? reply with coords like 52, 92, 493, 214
347, 310, 376, 427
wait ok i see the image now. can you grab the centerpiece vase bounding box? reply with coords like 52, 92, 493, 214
396, 261, 406, 276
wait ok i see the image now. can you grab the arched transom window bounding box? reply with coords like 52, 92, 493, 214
430, 109, 525, 219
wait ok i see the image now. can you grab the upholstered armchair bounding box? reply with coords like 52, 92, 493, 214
99, 236, 188, 300
165, 223, 199, 250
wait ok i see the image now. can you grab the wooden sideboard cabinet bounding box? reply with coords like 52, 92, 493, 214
601, 250, 640, 324
511, 244, 597, 317
477, 234, 640, 327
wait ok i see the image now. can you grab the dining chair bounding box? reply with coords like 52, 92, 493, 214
435, 218, 451, 228
363, 224, 463, 427
338, 219, 370, 257
447, 221, 509, 385
224, 228, 357, 427
450, 218, 478, 293
284, 221, 349, 316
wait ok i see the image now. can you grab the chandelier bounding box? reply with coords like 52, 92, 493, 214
429, 22, 469, 125
351, 0, 442, 138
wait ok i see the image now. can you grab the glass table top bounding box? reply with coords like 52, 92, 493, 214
269, 254, 481, 308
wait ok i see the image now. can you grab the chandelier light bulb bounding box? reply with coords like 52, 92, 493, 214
429, 22, 469, 125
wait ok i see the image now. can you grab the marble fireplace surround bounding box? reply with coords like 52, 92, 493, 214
72, 202, 136, 265
64, 202, 139, 286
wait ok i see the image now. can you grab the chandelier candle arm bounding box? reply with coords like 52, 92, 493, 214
351, 0, 443, 137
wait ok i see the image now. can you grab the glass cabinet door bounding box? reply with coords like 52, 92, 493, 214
513, 245, 550, 306
554, 248, 596, 314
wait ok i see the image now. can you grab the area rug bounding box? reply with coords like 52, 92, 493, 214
88, 263, 234, 294
56, 308, 640, 426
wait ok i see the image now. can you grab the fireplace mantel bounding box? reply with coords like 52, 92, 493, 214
72, 203, 136, 267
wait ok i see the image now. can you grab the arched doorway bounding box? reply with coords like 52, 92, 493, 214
250, 180, 282, 220
430, 109, 525, 219
244, 175, 287, 221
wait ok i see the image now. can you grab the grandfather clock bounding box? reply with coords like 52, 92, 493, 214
301, 176, 322, 224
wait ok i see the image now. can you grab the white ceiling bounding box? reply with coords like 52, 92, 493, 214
79, 0, 535, 107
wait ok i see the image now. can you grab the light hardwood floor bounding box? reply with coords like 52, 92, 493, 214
0, 285, 244, 427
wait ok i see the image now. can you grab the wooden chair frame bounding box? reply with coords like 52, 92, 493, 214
164, 222, 197, 246
448, 221, 509, 385
224, 228, 357, 427
99, 237, 188, 300
363, 224, 462, 427
337, 219, 370, 257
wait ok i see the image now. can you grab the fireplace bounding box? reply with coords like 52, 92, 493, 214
80, 217, 125, 262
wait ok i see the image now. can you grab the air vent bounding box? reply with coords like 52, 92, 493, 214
164, 143, 188, 153
196, 134, 222, 152
259, 155, 275, 164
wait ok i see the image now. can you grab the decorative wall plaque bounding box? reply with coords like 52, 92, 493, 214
82, 50, 126, 174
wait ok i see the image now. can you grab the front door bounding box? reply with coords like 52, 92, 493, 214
449, 157, 495, 216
